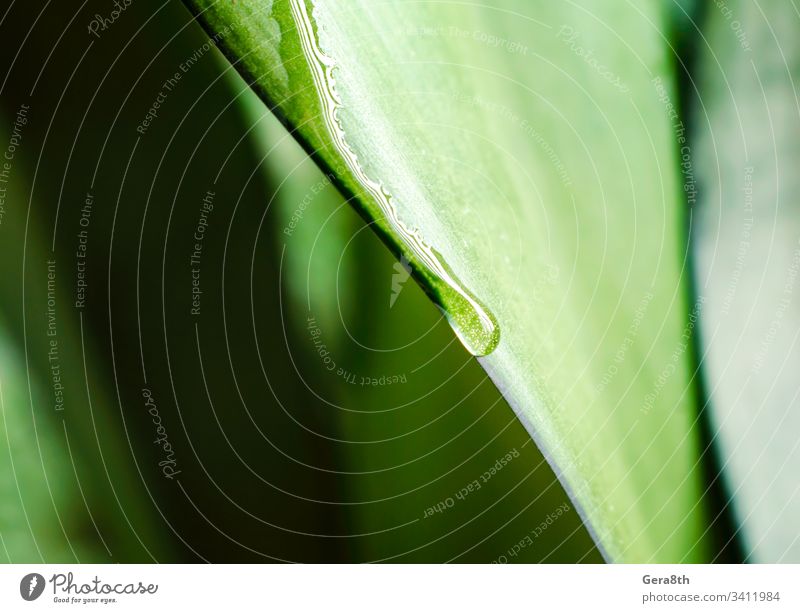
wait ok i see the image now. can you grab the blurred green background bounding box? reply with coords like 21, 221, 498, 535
0, 0, 602, 563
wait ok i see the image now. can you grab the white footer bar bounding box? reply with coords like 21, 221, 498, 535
1, 564, 798, 612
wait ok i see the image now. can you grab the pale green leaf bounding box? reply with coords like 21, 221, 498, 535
184, 0, 713, 561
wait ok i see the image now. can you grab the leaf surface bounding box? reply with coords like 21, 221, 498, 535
184, 0, 713, 561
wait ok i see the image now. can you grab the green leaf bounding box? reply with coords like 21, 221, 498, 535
236, 79, 601, 562
692, 0, 800, 562
184, 0, 714, 561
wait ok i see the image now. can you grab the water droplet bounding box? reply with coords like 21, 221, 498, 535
289, 0, 500, 356
449, 306, 500, 356
429, 255, 500, 356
